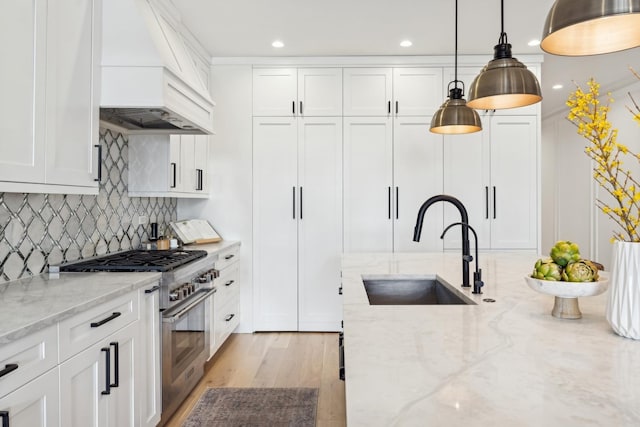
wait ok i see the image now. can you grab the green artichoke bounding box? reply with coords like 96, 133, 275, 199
550, 241, 581, 267
562, 260, 600, 282
532, 258, 563, 281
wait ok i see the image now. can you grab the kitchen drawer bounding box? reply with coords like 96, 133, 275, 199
0, 325, 58, 399
213, 264, 239, 308
213, 297, 240, 354
213, 245, 240, 270
58, 290, 139, 362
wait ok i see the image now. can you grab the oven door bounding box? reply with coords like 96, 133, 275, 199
161, 288, 215, 421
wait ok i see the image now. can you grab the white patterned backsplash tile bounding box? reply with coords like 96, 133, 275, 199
0, 129, 177, 282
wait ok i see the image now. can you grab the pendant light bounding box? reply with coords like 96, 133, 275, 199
466, 0, 542, 110
541, 0, 640, 56
430, 0, 482, 134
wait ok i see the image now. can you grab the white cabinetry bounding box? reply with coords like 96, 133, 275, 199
343, 67, 443, 116
443, 114, 538, 249
128, 134, 210, 198
253, 117, 342, 331
209, 245, 241, 357
0, 368, 60, 427
0, 0, 100, 194
139, 285, 161, 427
253, 68, 342, 116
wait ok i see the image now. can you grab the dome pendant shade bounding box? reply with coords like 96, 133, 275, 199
541, 0, 640, 56
430, 88, 482, 134
467, 42, 542, 110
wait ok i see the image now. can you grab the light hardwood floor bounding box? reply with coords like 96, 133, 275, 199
163, 332, 346, 427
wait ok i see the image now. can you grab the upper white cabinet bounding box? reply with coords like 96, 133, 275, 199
128, 134, 210, 198
253, 68, 342, 116
343, 67, 443, 116
0, 0, 100, 194
443, 114, 538, 250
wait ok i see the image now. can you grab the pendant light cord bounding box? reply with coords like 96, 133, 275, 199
454, 0, 458, 84
499, 0, 508, 45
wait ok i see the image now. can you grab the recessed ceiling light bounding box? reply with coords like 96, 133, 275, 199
528, 39, 541, 47
400, 40, 413, 47
272, 40, 284, 48
552, 84, 564, 90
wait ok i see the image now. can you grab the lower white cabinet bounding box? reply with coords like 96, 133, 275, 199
60, 321, 138, 427
253, 116, 342, 331
0, 367, 60, 427
139, 285, 161, 427
443, 115, 537, 250
209, 253, 240, 358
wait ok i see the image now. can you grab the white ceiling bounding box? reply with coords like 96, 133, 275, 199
172, 0, 640, 117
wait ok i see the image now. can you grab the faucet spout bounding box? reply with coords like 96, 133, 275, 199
413, 195, 471, 287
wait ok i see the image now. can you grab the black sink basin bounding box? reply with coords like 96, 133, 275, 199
362, 276, 476, 305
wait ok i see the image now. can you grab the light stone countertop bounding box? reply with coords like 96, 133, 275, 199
0, 271, 160, 344
341, 252, 640, 427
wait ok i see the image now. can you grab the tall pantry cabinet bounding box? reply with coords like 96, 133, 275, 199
252, 68, 343, 331
343, 68, 445, 253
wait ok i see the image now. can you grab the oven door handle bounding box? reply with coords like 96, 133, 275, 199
162, 288, 216, 323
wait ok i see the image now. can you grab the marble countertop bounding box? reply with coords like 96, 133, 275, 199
341, 252, 640, 426
0, 240, 240, 345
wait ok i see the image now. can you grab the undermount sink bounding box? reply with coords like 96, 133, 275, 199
362, 275, 477, 305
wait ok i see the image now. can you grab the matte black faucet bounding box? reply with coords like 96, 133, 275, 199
413, 195, 471, 288
441, 222, 484, 294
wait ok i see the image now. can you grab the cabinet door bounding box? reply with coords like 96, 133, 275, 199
298, 117, 343, 331
194, 135, 209, 193
297, 68, 342, 116
0, 0, 46, 184
393, 117, 444, 252
45, 0, 99, 187
343, 68, 392, 116
393, 68, 443, 116
139, 286, 161, 427
253, 68, 297, 116
180, 135, 197, 193
105, 323, 137, 427
343, 117, 393, 252
490, 115, 537, 249
169, 135, 184, 192
253, 117, 298, 330
0, 368, 60, 427
443, 129, 491, 250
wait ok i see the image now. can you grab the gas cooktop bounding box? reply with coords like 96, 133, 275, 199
58, 249, 209, 272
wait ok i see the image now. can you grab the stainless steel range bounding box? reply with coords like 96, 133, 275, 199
59, 249, 219, 424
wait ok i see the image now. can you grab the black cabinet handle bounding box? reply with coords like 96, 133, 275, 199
196, 169, 203, 191
170, 162, 177, 188
292, 100, 295, 115
225, 280, 235, 287
0, 363, 18, 378
395, 187, 399, 219
91, 312, 121, 328
292, 186, 296, 219
300, 101, 303, 115
493, 186, 497, 219
145, 285, 160, 294
110, 342, 119, 388
485, 186, 489, 219
225, 314, 235, 322
224, 254, 235, 260
395, 100, 399, 115
94, 144, 102, 182
387, 187, 391, 219
101, 347, 111, 395
338, 286, 343, 295
0, 411, 9, 427
387, 100, 391, 114
300, 186, 303, 220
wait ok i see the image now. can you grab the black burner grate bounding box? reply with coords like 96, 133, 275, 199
59, 249, 209, 272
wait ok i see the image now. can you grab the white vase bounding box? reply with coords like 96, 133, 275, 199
606, 241, 640, 339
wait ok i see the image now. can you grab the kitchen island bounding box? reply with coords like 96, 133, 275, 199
341, 252, 639, 426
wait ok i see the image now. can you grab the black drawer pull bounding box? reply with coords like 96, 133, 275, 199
110, 342, 119, 388
225, 280, 235, 287
0, 410, 9, 426
91, 312, 122, 328
224, 314, 235, 322
145, 285, 160, 294
224, 254, 235, 260
0, 363, 18, 378
101, 347, 111, 395
94, 144, 102, 182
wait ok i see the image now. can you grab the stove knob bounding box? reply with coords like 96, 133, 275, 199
169, 292, 179, 301
190, 283, 196, 293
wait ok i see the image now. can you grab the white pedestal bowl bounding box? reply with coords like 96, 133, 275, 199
524, 273, 609, 319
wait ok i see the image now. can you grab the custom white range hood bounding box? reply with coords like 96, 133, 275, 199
101, 0, 215, 134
